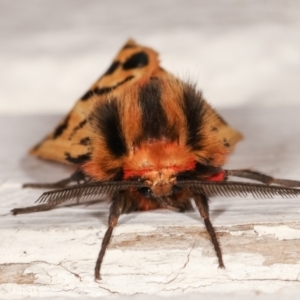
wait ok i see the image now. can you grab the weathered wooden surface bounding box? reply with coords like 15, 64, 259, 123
1, 107, 300, 298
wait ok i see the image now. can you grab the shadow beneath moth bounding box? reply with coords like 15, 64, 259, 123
12, 39, 300, 280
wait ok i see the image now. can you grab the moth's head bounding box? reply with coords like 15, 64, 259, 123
137, 168, 178, 198
122, 140, 197, 197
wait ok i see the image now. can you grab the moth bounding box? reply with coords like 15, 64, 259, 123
12, 39, 300, 280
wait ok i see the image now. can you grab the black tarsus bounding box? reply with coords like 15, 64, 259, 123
194, 194, 225, 268
11, 204, 53, 215
95, 192, 125, 280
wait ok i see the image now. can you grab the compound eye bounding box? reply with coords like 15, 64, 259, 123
172, 185, 182, 195
137, 187, 153, 199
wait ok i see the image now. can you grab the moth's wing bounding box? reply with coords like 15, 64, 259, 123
30, 39, 160, 165
204, 102, 243, 152
189, 100, 243, 168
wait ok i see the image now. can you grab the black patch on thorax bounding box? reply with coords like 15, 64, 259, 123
176, 163, 221, 180
138, 79, 170, 140
195, 163, 222, 176
182, 84, 205, 150
93, 98, 128, 158
106, 167, 124, 181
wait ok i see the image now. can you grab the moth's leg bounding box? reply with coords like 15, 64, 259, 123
226, 169, 300, 187
23, 170, 89, 189
95, 192, 125, 281
11, 204, 54, 215
194, 194, 224, 268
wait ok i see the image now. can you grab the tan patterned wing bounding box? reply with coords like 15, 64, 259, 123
204, 102, 243, 153
30, 39, 161, 164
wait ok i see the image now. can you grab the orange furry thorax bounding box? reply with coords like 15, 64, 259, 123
123, 140, 196, 179
82, 139, 197, 182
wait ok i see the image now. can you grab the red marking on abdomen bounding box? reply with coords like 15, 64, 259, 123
124, 168, 153, 179
206, 170, 226, 182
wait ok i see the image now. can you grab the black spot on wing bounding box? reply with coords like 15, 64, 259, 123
79, 137, 91, 146
80, 76, 134, 101
81, 90, 94, 101
182, 84, 205, 150
53, 115, 70, 139
93, 76, 134, 96
104, 61, 121, 76
138, 79, 169, 140
93, 87, 112, 96
65, 152, 91, 164
93, 98, 127, 158
123, 52, 148, 70
77, 119, 87, 129
223, 138, 230, 148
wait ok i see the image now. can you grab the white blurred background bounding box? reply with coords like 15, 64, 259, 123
0, 0, 299, 114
